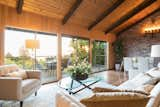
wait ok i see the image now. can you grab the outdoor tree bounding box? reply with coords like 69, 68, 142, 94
70, 39, 89, 64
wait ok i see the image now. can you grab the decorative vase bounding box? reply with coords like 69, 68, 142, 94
71, 73, 88, 80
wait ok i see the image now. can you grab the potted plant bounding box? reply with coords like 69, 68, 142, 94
113, 39, 123, 71
64, 59, 91, 80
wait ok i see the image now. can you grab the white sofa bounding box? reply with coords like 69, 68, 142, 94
56, 68, 160, 107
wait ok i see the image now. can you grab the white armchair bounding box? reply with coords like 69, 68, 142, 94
0, 64, 41, 107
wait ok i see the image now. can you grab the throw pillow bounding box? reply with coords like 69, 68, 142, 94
146, 68, 160, 80
131, 72, 158, 86
136, 84, 154, 94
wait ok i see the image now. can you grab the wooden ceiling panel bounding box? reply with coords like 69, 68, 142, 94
112, 1, 160, 34
0, 0, 17, 7
0, 0, 159, 34
67, 0, 117, 28
0, 0, 76, 20
92, 0, 145, 31
23, 0, 76, 19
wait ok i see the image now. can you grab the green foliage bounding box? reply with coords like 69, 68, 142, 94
5, 56, 33, 69
64, 59, 91, 75
113, 39, 123, 63
92, 41, 106, 65
69, 39, 89, 64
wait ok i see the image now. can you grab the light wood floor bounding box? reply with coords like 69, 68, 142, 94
0, 70, 129, 107
93, 70, 128, 86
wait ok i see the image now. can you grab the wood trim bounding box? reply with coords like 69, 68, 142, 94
0, 29, 4, 65
57, 33, 62, 80
89, 39, 93, 65
62, 0, 83, 25
6, 27, 57, 36
88, 0, 124, 30
105, 0, 156, 34
16, 0, 24, 14
117, 8, 160, 35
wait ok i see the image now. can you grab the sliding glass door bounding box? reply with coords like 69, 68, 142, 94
62, 35, 89, 77
92, 41, 107, 72
5, 28, 57, 83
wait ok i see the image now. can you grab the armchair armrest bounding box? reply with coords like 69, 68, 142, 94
0, 77, 22, 100
56, 91, 85, 107
26, 71, 41, 79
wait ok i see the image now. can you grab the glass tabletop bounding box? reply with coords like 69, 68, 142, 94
58, 76, 103, 89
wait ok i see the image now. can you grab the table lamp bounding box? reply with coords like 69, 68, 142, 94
25, 39, 40, 70
151, 45, 160, 68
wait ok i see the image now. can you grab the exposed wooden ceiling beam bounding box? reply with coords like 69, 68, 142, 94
88, 0, 124, 30
16, 0, 24, 14
105, 0, 156, 34
62, 0, 83, 25
117, 8, 160, 35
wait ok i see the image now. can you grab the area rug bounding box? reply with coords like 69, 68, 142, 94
0, 81, 115, 107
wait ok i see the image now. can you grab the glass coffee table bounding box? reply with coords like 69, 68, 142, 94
58, 76, 102, 94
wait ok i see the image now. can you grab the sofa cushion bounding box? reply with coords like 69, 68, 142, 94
22, 79, 40, 94
92, 87, 119, 93
146, 82, 160, 107
80, 92, 149, 107
92, 87, 149, 95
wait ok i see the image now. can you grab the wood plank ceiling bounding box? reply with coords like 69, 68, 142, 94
0, 0, 159, 36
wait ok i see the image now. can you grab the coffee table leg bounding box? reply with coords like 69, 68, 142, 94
77, 80, 92, 89
69, 79, 74, 94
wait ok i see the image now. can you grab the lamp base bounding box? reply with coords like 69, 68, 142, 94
158, 62, 160, 68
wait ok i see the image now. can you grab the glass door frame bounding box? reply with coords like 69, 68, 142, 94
62, 34, 91, 63
4, 27, 109, 82
91, 40, 108, 73
4, 27, 58, 83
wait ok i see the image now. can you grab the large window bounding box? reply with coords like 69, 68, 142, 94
62, 35, 89, 77
5, 28, 57, 83
92, 41, 107, 72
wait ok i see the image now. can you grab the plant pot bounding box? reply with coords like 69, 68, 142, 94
71, 73, 88, 80
115, 64, 120, 71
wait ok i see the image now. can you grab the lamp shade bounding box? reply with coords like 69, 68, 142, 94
151, 45, 160, 57
25, 39, 40, 49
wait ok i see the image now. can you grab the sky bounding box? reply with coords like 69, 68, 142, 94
5, 30, 73, 57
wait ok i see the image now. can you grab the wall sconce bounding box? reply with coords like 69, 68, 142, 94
144, 18, 160, 34
144, 26, 160, 34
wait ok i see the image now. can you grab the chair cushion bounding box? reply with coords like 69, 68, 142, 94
0, 64, 19, 76
22, 79, 40, 94
5, 70, 28, 80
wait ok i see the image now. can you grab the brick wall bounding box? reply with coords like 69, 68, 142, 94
119, 10, 160, 66
119, 10, 160, 57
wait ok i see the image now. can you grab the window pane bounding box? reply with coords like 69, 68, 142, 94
62, 36, 89, 77
5, 28, 57, 84
36, 34, 57, 83
92, 41, 107, 72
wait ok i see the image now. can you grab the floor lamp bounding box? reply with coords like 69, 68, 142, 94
25, 39, 40, 70
151, 45, 160, 68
